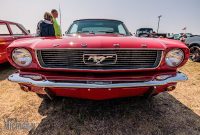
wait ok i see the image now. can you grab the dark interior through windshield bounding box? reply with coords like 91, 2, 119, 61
67, 20, 129, 35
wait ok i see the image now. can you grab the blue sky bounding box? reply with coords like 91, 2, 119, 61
1, 0, 199, 34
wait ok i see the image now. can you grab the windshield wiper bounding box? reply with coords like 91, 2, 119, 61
97, 31, 115, 33
97, 31, 126, 36
77, 31, 95, 35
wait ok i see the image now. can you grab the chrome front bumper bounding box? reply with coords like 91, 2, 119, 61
8, 72, 188, 89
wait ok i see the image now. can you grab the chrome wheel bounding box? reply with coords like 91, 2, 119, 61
190, 46, 200, 62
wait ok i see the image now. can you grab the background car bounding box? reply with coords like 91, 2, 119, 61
185, 35, 200, 62
135, 27, 167, 38
0, 20, 32, 64
135, 28, 153, 37
172, 33, 193, 41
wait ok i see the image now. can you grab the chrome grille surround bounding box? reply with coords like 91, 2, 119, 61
36, 49, 163, 70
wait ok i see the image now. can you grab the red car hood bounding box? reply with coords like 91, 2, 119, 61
9, 35, 185, 50
7, 35, 190, 72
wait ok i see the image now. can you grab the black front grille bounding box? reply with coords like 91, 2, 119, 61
37, 49, 162, 70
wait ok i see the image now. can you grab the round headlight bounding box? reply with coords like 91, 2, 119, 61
12, 48, 32, 67
165, 49, 184, 67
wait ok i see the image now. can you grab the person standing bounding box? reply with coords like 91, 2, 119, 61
36, 12, 55, 37
51, 9, 62, 37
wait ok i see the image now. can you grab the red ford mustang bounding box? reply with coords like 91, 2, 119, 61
7, 19, 189, 100
0, 20, 32, 64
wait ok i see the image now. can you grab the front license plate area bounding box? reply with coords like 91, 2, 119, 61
87, 81, 112, 85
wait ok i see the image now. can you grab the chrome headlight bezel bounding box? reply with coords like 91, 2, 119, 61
12, 48, 32, 67
165, 49, 184, 67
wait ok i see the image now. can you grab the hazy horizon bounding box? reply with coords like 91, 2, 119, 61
1, 0, 200, 35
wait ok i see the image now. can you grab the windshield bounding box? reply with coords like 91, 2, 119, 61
67, 20, 130, 36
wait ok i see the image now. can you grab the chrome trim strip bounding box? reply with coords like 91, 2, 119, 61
35, 48, 165, 50
8, 72, 188, 89
35, 49, 164, 71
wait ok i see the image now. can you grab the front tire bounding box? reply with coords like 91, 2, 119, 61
190, 46, 200, 62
